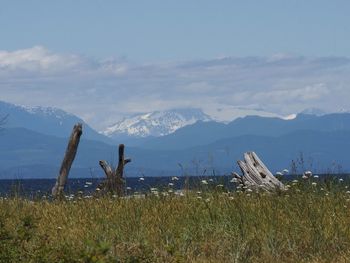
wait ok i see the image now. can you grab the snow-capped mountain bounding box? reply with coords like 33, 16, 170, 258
0, 100, 112, 143
103, 108, 212, 138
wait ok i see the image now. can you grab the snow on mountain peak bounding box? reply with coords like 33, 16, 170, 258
103, 108, 212, 138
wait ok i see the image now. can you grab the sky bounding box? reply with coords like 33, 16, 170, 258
0, 1, 350, 129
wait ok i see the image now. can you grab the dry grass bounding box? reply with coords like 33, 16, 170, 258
1, 180, 350, 262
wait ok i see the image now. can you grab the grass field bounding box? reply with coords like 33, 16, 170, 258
1, 179, 350, 262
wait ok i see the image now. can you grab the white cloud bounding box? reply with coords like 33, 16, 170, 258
1, 46, 350, 129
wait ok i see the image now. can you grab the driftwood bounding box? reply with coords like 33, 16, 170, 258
52, 123, 83, 197
236, 152, 285, 191
98, 144, 131, 196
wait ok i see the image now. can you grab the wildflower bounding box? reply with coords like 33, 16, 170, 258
346, 191, 350, 194
150, 187, 158, 191
96, 188, 101, 191
230, 178, 238, 183
247, 188, 253, 192
216, 184, 224, 188
229, 196, 234, 200
126, 187, 132, 190
168, 189, 173, 193
171, 176, 179, 181
339, 178, 344, 182
282, 169, 289, 174
168, 183, 174, 186
246, 194, 251, 197
197, 196, 202, 199
209, 179, 214, 182
205, 198, 210, 202
57, 226, 62, 230
311, 182, 317, 186
302, 175, 308, 179
275, 172, 283, 176
303, 171, 312, 178
196, 191, 202, 195
84, 185, 89, 188
201, 180, 208, 185
313, 175, 319, 179
112, 195, 117, 198
139, 177, 145, 181
85, 182, 92, 185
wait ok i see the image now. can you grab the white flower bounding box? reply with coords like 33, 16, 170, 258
230, 178, 238, 183
168, 183, 174, 186
139, 177, 145, 181
171, 176, 179, 181
303, 171, 312, 178
311, 182, 317, 186
339, 178, 344, 182
313, 175, 319, 179
275, 172, 283, 176
282, 169, 289, 174
201, 180, 208, 185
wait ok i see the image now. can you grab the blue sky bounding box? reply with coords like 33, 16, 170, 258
1, 1, 349, 61
0, 1, 350, 129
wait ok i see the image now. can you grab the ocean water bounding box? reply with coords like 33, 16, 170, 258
0, 175, 234, 197
0, 174, 347, 198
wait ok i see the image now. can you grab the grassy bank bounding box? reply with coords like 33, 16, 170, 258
1, 181, 350, 262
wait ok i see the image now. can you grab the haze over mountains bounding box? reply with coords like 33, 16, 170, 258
1, 100, 350, 179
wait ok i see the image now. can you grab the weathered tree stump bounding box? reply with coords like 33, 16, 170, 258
98, 144, 131, 196
52, 123, 83, 198
236, 152, 285, 191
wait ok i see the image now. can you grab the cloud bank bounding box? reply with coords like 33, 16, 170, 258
1, 46, 350, 129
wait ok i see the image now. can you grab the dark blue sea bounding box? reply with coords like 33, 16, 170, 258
0, 176, 235, 197
0, 174, 347, 198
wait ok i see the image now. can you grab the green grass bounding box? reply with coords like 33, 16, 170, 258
1, 180, 350, 262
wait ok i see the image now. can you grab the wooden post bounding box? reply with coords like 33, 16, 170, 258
98, 144, 131, 196
236, 152, 285, 191
52, 123, 83, 198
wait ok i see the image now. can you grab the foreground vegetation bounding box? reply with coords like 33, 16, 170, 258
1, 179, 350, 262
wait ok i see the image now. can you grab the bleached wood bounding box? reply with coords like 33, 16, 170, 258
52, 123, 83, 198
98, 144, 131, 196
236, 152, 285, 191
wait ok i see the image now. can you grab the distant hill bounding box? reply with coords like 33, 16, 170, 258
139, 113, 350, 150
1, 127, 350, 178
0, 100, 113, 144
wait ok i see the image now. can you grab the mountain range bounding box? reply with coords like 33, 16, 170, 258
1, 100, 350, 179
102, 108, 212, 139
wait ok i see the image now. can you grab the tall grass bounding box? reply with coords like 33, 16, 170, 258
1, 179, 350, 262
